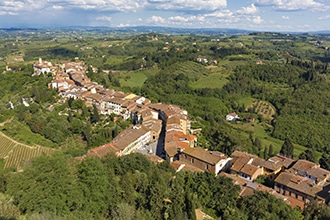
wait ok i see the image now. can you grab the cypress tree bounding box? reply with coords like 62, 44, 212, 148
280, 137, 294, 158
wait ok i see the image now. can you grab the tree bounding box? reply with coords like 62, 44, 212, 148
280, 137, 294, 158
268, 144, 274, 157
298, 148, 315, 162
77, 157, 110, 218
263, 146, 269, 159
304, 201, 330, 220
237, 191, 303, 220
254, 137, 262, 157
90, 104, 100, 123
0, 193, 20, 219
319, 153, 330, 170
6, 153, 82, 215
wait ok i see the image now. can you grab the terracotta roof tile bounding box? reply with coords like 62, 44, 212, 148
275, 171, 322, 197
182, 147, 226, 165
240, 164, 260, 177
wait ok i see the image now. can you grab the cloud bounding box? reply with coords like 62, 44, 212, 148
0, 0, 227, 16
118, 23, 131, 27
146, 15, 166, 24
237, 4, 258, 15
96, 16, 112, 22
0, 0, 145, 15
52, 5, 63, 10
0, 1, 28, 13
251, 16, 263, 24
318, 14, 330, 20
0, 11, 17, 15
169, 15, 204, 22
282, 15, 289, 19
205, 10, 233, 18
253, 0, 326, 11
147, 0, 227, 11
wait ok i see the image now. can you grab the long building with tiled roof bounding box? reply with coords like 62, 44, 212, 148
87, 125, 151, 157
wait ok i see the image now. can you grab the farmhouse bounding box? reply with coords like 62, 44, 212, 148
226, 113, 239, 121
196, 57, 208, 64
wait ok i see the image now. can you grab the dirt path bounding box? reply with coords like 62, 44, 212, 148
0, 132, 38, 149
0, 118, 12, 126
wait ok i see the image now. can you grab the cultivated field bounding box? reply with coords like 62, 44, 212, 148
0, 132, 54, 170
247, 100, 276, 120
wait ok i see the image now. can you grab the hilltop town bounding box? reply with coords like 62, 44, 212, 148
1, 30, 330, 219
36, 58, 330, 212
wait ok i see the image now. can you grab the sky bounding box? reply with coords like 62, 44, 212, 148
0, 0, 330, 32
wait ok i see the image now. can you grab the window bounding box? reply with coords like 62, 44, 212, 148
206, 164, 209, 170
191, 158, 194, 164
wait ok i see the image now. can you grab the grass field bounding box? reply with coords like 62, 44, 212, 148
229, 122, 321, 160
238, 97, 256, 107
191, 72, 229, 89
190, 66, 230, 89
0, 132, 55, 170
120, 69, 158, 88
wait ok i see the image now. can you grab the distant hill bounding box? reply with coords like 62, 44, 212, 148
0, 26, 329, 38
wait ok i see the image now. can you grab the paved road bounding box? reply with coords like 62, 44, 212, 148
137, 121, 166, 159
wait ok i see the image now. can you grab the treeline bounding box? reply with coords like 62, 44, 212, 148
0, 152, 309, 219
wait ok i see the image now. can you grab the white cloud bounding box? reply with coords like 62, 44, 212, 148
0, 0, 145, 14
254, 0, 326, 11
52, 5, 63, 10
205, 10, 233, 18
147, 0, 227, 11
146, 15, 166, 24
251, 16, 263, 24
318, 14, 330, 20
168, 15, 204, 23
282, 15, 289, 19
0, 11, 17, 15
118, 23, 131, 27
0, 0, 226, 16
237, 4, 258, 15
96, 16, 112, 22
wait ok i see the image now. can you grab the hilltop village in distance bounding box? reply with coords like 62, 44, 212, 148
34, 57, 330, 211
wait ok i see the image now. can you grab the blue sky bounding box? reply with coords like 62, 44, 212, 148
0, 0, 330, 31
